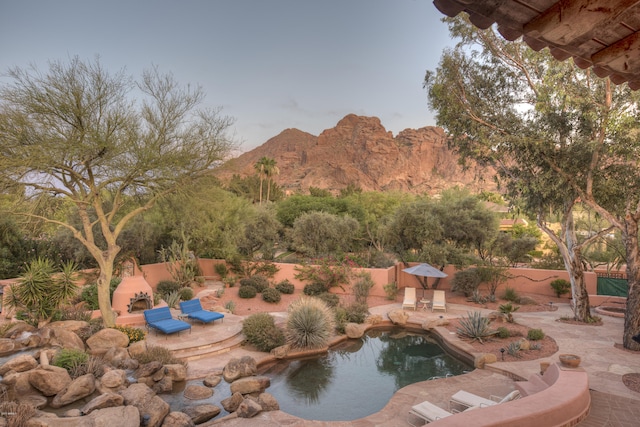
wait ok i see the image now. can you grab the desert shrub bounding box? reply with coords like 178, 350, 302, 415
502, 286, 520, 303
76, 318, 104, 342
517, 296, 538, 305
51, 303, 92, 322
53, 348, 89, 372
262, 287, 282, 303
506, 341, 522, 358
469, 289, 487, 304
214, 263, 229, 278
383, 281, 398, 300
113, 325, 146, 343
499, 302, 520, 323
527, 328, 545, 341
334, 306, 349, 334
352, 272, 374, 305
303, 281, 327, 296
0, 400, 36, 426
224, 300, 236, 313
163, 290, 181, 308
242, 312, 285, 352
275, 279, 295, 294
451, 268, 482, 297
343, 302, 369, 324
156, 280, 180, 298
178, 287, 194, 301
530, 342, 542, 350
223, 276, 237, 287
79, 278, 121, 310
456, 311, 497, 343
238, 285, 257, 299
497, 326, 511, 339
69, 355, 107, 379
133, 345, 186, 367
215, 288, 225, 298
315, 292, 340, 308
550, 279, 571, 297
286, 297, 335, 349
251, 275, 270, 293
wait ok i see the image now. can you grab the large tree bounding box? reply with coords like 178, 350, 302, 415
0, 57, 235, 326
425, 17, 640, 348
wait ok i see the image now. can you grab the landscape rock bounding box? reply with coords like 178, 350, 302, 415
80, 392, 125, 415
97, 369, 128, 393
28, 405, 140, 427
222, 356, 257, 383
475, 353, 498, 368
2, 371, 38, 398
203, 374, 221, 387
0, 339, 17, 356
135, 361, 163, 379
345, 323, 367, 339
184, 384, 213, 400
487, 311, 505, 323
50, 374, 96, 408
161, 411, 195, 427
49, 328, 85, 351
165, 364, 187, 382
257, 392, 279, 411
127, 340, 148, 358
270, 344, 290, 359
387, 309, 409, 325
119, 383, 170, 427
28, 365, 72, 396
151, 376, 173, 394
236, 398, 262, 418
366, 314, 384, 324
422, 318, 450, 330
220, 392, 244, 413
0, 354, 38, 375
183, 404, 221, 424
2, 321, 36, 339
229, 376, 270, 395
47, 320, 89, 334
518, 338, 531, 351
86, 328, 129, 352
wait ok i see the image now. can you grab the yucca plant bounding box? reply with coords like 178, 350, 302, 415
286, 297, 335, 349
506, 341, 522, 358
456, 311, 497, 343
163, 290, 181, 309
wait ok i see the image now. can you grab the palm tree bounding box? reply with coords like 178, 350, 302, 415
264, 158, 279, 203
254, 157, 268, 205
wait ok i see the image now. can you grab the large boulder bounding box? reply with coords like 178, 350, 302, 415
387, 309, 409, 325
220, 392, 244, 413
0, 338, 17, 357
1, 371, 38, 399
0, 354, 38, 375
97, 369, 129, 394
229, 376, 270, 395
50, 373, 97, 408
119, 383, 170, 427
236, 398, 262, 418
165, 364, 187, 382
28, 365, 72, 396
222, 356, 257, 383
345, 323, 367, 339
80, 392, 125, 415
86, 328, 129, 352
28, 405, 140, 427
47, 320, 90, 333
422, 318, 450, 330
203, 374, 221, 387
161, 411, 195, 427
49, 328, 85, 351
134, 361, 163, 379
127, 340, 148, 358
183, 385, 213, 400
183, 404, 221, 424
257, 392, 280, 411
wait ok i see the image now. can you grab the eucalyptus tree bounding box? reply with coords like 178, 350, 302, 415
0, 57, 236, 326
424, 17, 640, 347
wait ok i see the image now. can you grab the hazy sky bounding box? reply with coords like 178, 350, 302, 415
0, 0, 454, 152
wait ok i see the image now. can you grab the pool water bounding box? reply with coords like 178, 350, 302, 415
260, 327, 472, 421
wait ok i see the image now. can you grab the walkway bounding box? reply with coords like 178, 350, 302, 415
147, 302, 640, 426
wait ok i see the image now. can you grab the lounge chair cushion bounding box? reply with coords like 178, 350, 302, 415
144, 306, 191, 335
402, 287, 417, 311
179, 299, 224, 324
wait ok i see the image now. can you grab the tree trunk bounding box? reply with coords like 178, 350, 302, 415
623, 215, 640, 350
96, 252, 117, 327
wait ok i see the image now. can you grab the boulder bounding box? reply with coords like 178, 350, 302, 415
80, 392, 125, 415
161, 411, 195, 427
222, 356, 257, 383
387, 309, 409, 325
28, 365, 72, 396
183, 404, 221, 424
86, 328, 129, 352
236, 398, 262, 418
2, 371, 38, 399
127, 340, 148, 358
229, 376, 270, 395
366, 314, 384, 324
165, 364, 187, 382
518, 338, 531, 351
487, 311, 505, 323
119, 383, 170, 427
97, 369, 128, 393
203, 374, 221, 387
0, 339, 17, 357
184, 385, 213, 400
49, 328, 85, 351
257, 392, 279, 411
270, 344, 290, 359
220, 392, 244, 413
28, 405, 140, 427
0, 354, 38, 375
475, 353, 498, 368
151, 376, 173, 394
422, 318, 450, 330
134, 361, 163, 379
345, 323, 367, 339
17, 393, 48, 409
2, 321, 36, 339
47, 320, 89, 333
101, 347, 130, 364
50, 374, 96, 408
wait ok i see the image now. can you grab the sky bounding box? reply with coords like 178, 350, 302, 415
0, 0, 455, 153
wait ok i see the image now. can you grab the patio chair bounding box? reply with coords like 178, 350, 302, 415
408, 400, 479, 426
402, 287, 417, 311
449, 389, 520, 411
179, 299, 225, 325
432, 290, 447, 312
143, 306, 191, 336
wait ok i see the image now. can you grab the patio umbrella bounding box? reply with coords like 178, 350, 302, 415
402, 263, 448, 297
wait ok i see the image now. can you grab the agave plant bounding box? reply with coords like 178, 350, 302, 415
286, 297, 335, 349
456, 311, 497, 343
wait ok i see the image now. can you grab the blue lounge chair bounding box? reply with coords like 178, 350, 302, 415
143, 306, 191, 335
179, 299, 225, 325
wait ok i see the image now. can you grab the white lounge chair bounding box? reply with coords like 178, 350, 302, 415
408, 400, 479, 426
402, 287, 417, 311
449, 389, 520, 411
432, 290, 446, 312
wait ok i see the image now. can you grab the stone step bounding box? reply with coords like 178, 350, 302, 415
170, 333, 245, 362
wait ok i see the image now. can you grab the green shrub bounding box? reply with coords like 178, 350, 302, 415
238, 285, 257, 299
550, 279, 571, 297
133, 345, 186, 367
527, 328, 545, 341
250, 275, 270, 293
502, 286, 520, 303
275, 279, 295, 294
383, 281, 398, 300
156, 280, 180, 298
214, 263, 228, 278
262, 287, 282, 303
178, 287, 194, 301
451, 268, 482, 297
113, 325, 146, 343
456, 311, 497, 343
163, 290, 181, 308
286, 297, 334, 349
343, 302, 369, 324
303, 281, 326, 296
352, 272, 374, 305
499, 302, 520, 323
224, 300, 236, 313
69, 355, 107, 379
242, 312, 285, 352
334, 306, 349, 334
53, 348, 89, 372
79, 278, 121, 310
315, 292, 340, 308
497, 326, 511, 339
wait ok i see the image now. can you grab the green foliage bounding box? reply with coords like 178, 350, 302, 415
113, 325, 146, 343
303, 281, 327, 296
456, 311, 497, 343
275, 279, 295, 294
238, 285, 257, 299
79, 277, 121, 311
178, 287, 194, 301
158, 236, 202, 287
133, 345, 187, 367
499, 302, 520, 323
276, 194, 365, 228
286, 297, 335, 349
262, 287, 282, 303
242, 312, 285, 352
53, 348, 89, 372
239, 276, 269, 293
527, 328, 545, 341
502, 286, 520, 303
238, 206, 282, 259
51, 303, 92, 322
214, 263, 229, 278
497, 326, 511, 339
550, 279, 571, 297
289, 211, 360, 257
315, 292, 340, 308
383, 281, 398, 300
451, 268, 482, 297
76, 318, 105, 342
343, 302, 369, 324
156, 280, 180, 298
224, 300, 236, 313
352, 272, 375, 305
506, 341, 522, 358
163, 290, 181, 308
295, 259, 352, 292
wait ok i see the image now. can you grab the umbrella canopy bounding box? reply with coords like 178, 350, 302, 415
402, 263, 448, 278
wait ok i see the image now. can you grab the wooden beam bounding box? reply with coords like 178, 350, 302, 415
592, 30, 640, 74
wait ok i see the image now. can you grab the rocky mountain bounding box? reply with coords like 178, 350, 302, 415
215, 114, 496, 195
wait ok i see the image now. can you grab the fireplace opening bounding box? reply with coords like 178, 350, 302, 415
127, 292, 153, 313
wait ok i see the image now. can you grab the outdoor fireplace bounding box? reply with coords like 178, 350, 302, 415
111, 275, 154, 317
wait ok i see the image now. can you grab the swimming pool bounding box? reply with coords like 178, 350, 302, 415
260, 327, 472, 421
